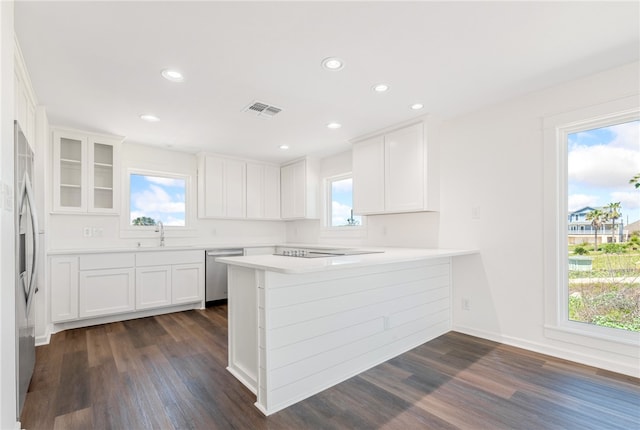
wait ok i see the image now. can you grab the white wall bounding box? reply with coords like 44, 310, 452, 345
47, 142, 286, 250
439, 61, 640, 376
0, 0, 19, 427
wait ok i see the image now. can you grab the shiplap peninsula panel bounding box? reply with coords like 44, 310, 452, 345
254, 258, 452, 414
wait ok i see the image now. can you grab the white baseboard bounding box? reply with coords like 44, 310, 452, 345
453, 325, 640, 378
35, 331, 51, 347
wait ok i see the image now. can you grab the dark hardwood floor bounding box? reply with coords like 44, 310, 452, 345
22, 305, 640, 429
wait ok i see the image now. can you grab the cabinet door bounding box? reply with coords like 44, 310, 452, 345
246, 163, 280, 219
263, 164, 281, 219
172, 263, 204, 304
280, 162, 294, 219
135, 266, 172, 310
88, 137, 117, 213
225, 159, 246, 218
281, 160, 305, 219
246, 162, 264, 219
384, 123, 424, 212
203, 156, 225, 217
14, 71, 36, 145
50, 256, 79, 322
79, 268, 135, 318
53, 130, 87, 212
202, 156, 246, 218
352, 135, 385, 214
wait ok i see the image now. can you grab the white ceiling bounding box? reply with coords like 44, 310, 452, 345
14, 1, 640, 163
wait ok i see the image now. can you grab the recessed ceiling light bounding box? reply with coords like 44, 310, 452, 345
321, 57, 344, 71
410, 103, 424, 110
279, 145, 289, 150
161, 69, 184, 82
327, 122, 342, 129
140, 114, 160, 122
373, 84, 389, 92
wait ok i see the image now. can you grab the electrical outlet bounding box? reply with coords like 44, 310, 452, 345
462, 298, 471, 311
92, 227, 103, 237
83, 227, 92, 238
471, 206, 480, 220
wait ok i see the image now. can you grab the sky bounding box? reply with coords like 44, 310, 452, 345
331, 178, 361, 227
568, 120, 640, 224
130, 174, 186, 226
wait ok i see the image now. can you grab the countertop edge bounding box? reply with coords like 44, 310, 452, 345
216, 248, 479, 274
46, 244, 278, 255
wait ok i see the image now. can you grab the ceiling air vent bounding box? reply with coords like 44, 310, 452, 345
243, 101, 283, 119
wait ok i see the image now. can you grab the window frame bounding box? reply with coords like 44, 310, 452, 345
543, 96, 639, 346
120, 168, 195, 238
322, 172, 366, 234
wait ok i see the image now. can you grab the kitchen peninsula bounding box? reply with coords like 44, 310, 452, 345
217, 247, 476, 415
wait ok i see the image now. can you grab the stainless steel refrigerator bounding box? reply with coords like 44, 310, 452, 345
15, 121, 39, 418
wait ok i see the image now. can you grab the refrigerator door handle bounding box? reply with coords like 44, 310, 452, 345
20, 173, 39, 313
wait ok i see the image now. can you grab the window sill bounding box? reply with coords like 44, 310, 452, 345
544, 323, 640, 348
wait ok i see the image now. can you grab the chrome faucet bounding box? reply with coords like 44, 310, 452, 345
155, 221, 165, 247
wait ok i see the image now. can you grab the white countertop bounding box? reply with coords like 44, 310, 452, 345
216, 247, 478, 274
47, 243, 276, 255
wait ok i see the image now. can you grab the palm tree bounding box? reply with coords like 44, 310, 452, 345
585, 209, 607, 251
630, 173, 640, 189
606, 202, 621, 243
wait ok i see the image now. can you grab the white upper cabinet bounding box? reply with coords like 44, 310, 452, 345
15, 39, 36, 146
246, 162, 280, 219
352, 135, 385, 214
384, 124, 425, 212
352, 122, 438, 215
198, 155, 246, 218
280, 158, 319, 220
198, 154, 281, 220
52, 128, 122, 214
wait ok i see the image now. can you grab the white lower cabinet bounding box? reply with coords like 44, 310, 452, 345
136, 250, 204, 310
50, 256, 79, 322
172, 263, 203, 304
49, 249, 204, 325
79, 268, 135, 318
136, 266, 172, 310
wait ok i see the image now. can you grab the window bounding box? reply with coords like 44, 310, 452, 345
567, 120, 639, 332
326, 174, 362, 228
543, 96, 639, 346
128, 172, 187, 227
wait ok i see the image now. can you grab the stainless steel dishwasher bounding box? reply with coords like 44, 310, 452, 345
205, 248, 243, 305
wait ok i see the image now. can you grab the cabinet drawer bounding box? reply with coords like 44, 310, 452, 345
80, 253, 135, 270
136, 250, 204, 267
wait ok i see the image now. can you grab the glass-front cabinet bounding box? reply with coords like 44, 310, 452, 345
53, 128, 122, 213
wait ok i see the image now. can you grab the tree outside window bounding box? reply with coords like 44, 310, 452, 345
129, 173, 186, 227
